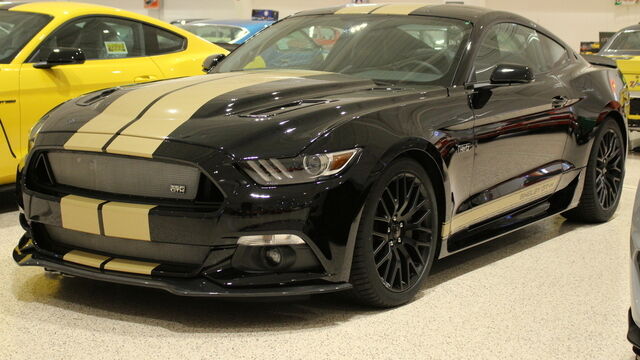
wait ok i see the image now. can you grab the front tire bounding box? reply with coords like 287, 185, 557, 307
350, 158, 439, 307
562, 118, 625, 222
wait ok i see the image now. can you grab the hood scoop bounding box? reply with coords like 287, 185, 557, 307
240, 99, 335, 119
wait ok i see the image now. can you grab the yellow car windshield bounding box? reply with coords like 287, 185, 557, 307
0, 10, 51, 64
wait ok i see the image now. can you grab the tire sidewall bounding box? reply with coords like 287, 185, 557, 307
352, 158, 439, 306
585, 118, 625, 219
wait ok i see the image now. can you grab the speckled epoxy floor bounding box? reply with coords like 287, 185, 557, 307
1, 154, 640, 360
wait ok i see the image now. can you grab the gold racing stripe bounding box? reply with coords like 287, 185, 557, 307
445, 176, 561, 237
60, 195, 105, 235
63, 75, 238, 152
63, 250, 110, 268
372, 4, 428, 15
335, 4, 383, 14
103, 258, 159, 275
101, 202, 156, 241
107, 70, 326, 158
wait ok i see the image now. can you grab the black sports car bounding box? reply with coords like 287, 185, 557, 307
14, 3, 628, 307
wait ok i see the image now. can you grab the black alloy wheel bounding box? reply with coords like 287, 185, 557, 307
372, 173, 433, 292
350, 158, 438, 307
562, 117, 625, 223
595, 129, 623, 210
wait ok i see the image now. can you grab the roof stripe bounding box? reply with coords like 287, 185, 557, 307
335, 4, 383, 14
371, 4, 429, 15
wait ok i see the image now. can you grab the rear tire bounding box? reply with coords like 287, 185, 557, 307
349, 158, 439, 307
562, 118, 625, 223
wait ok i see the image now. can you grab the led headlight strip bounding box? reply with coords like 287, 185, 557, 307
241, 148, 360, 185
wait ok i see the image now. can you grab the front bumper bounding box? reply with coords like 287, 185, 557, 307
13, 234, 352, 297
14, 141, 372, 297
629, 309, 640, 349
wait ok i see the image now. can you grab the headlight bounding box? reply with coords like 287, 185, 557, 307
27, 116, 47, 152
240, 148, 360, 185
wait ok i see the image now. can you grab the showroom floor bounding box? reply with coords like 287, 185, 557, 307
1, 155, 639, 360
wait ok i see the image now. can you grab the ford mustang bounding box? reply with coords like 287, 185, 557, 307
13, 3, 628, 307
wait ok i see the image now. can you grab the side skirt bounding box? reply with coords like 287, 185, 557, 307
438, 168, 584, 258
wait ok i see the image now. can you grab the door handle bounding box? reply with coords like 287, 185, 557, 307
552, 96, 569, 109
134, 75, 158, 83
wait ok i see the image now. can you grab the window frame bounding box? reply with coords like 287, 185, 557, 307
26, 14, 188, 63
466, 21, 574, 85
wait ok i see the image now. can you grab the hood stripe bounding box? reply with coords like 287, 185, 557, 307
371, 4, 429, 15
106, 70, 326, 158
63, 75, 237, 152
335, 4, 384, 14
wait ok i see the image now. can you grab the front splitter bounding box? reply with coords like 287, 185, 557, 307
13, 246, 352, 298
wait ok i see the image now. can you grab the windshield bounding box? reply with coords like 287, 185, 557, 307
601, 29, 640, 55
215, 15, 472, 87
180, 24, 250, 44
0, 10, 51, 64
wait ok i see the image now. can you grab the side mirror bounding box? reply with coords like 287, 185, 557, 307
490, 64, 534, 85
202, 54, 226, 73
33, 48, 86, 69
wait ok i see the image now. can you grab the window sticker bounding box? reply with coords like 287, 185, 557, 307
104, 41, 128, 55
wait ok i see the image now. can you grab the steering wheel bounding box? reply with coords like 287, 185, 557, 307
394, 59, 443, 77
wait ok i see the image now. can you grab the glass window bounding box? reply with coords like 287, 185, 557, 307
0, 10, 51, 64
216, 15, 472, 87
143, 25, 186, 55
540, 34, 570, 70
473, 23, 547, 83
31, 16, 145, 61
601, 29, 640, 56
180, 24, 248, 44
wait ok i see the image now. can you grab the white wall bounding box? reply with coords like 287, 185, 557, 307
31, 0, 640, 50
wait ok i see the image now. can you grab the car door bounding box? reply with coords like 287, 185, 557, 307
0, 63, 20, 185
461, 23, 574, 229
17, 16, 163, 159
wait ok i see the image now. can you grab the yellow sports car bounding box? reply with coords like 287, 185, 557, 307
599, 24, 640, 130
0, 2, 227, 187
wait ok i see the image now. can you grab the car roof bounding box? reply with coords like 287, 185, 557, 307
293, 3, 571, 51
295, 3, 533, 25
7, 1, 137, 18
186, 19, 274, 27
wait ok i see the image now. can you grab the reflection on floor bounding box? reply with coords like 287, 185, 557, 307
1, 154, 640, 359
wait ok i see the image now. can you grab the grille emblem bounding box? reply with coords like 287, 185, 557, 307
170, 184, 187, 194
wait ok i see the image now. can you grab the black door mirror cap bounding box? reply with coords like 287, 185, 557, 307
33, 48, 86, 69
202, 53, 226, 73
489, 64, 534, 85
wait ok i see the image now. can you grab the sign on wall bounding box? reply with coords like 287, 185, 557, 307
615, 0, 638, 5
144, 0, 160, 9
252, 9, 279, 21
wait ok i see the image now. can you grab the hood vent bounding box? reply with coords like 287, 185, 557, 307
240, 99, 335, 119
76, 88, 119, 106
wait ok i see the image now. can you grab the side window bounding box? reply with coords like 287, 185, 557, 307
540, 34, 571, 70
143, 25, 186, 56
473, 23, 547, 83
31, 16, 145, 61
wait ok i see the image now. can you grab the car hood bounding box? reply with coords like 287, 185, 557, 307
41, 69, 439, 159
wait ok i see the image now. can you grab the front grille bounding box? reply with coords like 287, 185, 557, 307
631, 98, 640, 116
47, 151, 200, 200
27, 151, 224, 205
